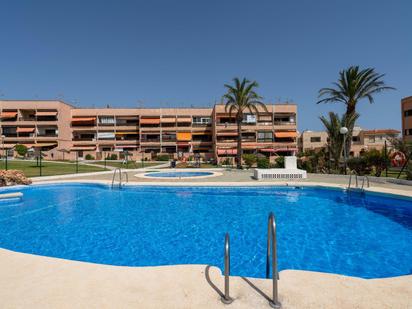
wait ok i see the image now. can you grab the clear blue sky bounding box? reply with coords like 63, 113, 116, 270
0, 0, 411, 131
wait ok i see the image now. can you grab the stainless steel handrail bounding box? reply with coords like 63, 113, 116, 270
361, 175, 370, 190
348, 170, 358, 189
221, 232, 233, 304
111, 168, 127, 189
266, 212, 281, 308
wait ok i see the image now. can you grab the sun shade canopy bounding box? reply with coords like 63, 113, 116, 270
1, 112, 17, 118
274, 132, 297, 138
176, 117, 192, 123
36, 111, 58, 116
176, 132, 192, 141
71, 117, 96, 122
140, 118, 160, 125
71, 146, 96, 151
160, 118, 176, 123
16, 127, 35, 133
217, 149, 237, 155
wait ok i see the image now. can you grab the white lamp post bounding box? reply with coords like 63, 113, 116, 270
340, 127, 349, 175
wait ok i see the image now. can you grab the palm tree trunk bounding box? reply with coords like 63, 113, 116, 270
236, 117, 242, 169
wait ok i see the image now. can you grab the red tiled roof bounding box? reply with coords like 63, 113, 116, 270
362, 129, 400, 135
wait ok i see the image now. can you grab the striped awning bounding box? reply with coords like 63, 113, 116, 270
217, 149, 237, 155
176, 117, 192, 123
140, 118, 160, 125
160, 118, 176, 123
0, 112, 17, 118
16, 127, 35, 133
71, 117, 96, 122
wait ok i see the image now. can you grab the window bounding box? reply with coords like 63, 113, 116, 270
242, 114, 256, 124
310, 137, 321, 143
368, 136, 375, 143
98, 116, 115, 125
192, 116, 211, 124
352, 136, 360, 142
404, 109, 412, 117
257, 131, 272, 142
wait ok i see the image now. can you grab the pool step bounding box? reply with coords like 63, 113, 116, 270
0, 192, 23, 200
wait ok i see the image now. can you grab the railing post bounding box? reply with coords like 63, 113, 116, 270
266, 212, 281, 308
221, 232, 233, 304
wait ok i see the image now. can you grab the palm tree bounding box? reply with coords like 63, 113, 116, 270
317, 66, 394, 152
320, 112, 359, 171
223, 78, 266, 169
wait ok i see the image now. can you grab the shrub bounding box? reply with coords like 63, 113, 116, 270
85, 154, 95, 160
221, 158, 232, 166
257, 157, 270, 168
15, 144, 28, 157
106, 154, 118, 160
347, 156, 369, 175
274, 156, 285, 168
156, 154, 170, 161
242, 154, 257, 169
364, 149, 390, 177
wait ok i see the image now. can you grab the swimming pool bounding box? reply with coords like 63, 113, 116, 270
0, 183, 411, 279
140, 171, 216, 178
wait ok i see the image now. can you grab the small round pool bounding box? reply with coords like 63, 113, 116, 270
140, 171, 217, 179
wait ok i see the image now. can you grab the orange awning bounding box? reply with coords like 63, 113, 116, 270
140, 118, 160, 125
176, 117, 192, 123
160, 118, 176, 123
1, 112, 17, 118
176, 132, 192, 141
71, 117, 96, 122
274, 131, 297, 138
36, 111, 58, 116
16, 127, 35, 133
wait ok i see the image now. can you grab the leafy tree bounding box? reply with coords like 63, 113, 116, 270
364, 148, 391, 177
15, 144, 28, 157
257, 156, 270, 168
223, 77, 266, 169
319, 112, 359, 171
274, 156, 284, 168
242, 154, 257, 169
317, 66, 394, 153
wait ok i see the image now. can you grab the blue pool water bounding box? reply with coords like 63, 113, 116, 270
144, 171, 214, 177
0, 184, 411, 279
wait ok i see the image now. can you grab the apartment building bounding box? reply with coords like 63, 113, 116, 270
298, 127, 400, 156
0, 100, 298, 162
402, 96, 412, 143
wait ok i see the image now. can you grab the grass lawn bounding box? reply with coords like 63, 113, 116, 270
0, 160, 108, 177
92, 161, 163, 169
386, 168, 408, 180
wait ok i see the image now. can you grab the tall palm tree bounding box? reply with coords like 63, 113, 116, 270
317, 66, 394, 152
223, 78, 266, 169
320, 112, 359, 171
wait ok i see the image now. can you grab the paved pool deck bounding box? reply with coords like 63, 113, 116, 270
2, 170, 411, 308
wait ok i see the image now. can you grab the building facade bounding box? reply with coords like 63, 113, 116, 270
298, 127, 400, 156
0, 100, 298, 162
402, 96, 412, 143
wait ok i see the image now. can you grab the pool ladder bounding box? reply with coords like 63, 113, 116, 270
221, 212, 281, 308
111, 168, 129, 189
347, 170, 369, 192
